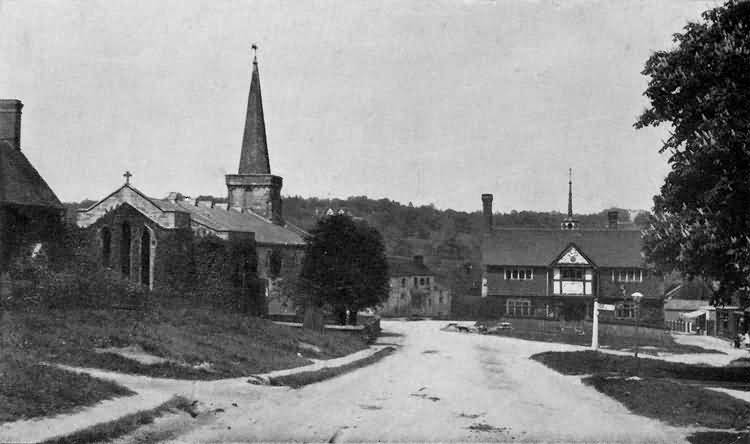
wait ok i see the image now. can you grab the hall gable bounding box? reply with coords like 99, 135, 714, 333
553, 244, 594, 267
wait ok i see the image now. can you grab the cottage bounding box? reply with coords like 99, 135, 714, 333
379, 255, 451, 317
0, 99, 64, 297
479, 174, 664, 322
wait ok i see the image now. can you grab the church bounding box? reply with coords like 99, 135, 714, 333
76, 50, 306, 314
479, 173, 664, 323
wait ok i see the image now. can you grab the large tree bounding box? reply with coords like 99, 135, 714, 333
636, 0, 750, 304
299, 214, 389, 324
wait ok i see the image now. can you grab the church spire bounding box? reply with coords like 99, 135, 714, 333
238, 44, 270, 175
561, 168, 579, 230
567, 168, 573, 218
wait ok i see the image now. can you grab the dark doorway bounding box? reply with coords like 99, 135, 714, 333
101, 227, 111, 268
121, 222, 131, 277
140, 228, 150, 287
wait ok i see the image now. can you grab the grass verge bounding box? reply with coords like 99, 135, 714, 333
531, 350, 749, 383
532, 350, 750, 430
583, 375, 750, 429
0, 358, 134, 423
270, 346, 395, 388
686, 431, 750, 444
40, 396, 196, 444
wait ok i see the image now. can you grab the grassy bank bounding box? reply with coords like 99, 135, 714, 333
1, 307, 368, 422
4, 308, 368, 379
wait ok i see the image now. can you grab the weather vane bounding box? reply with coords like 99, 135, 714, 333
252, 43, 258, 63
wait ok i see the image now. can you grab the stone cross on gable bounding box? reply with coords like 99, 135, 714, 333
123, 170, 132, 185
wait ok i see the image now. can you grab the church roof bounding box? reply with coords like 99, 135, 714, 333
0, 140, 62, 209
77, 183, 305, 246
482, 227, 645, 268
157, 198, 305, 246
238, 50, 270, 175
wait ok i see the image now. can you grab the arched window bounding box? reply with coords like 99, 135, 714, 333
140, 228, 151, 288
121, 222, 131, 277
101, 227, 111, 268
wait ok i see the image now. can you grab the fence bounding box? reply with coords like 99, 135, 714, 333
483, 316, 673, 344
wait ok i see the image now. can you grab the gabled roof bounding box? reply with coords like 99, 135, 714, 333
0, 141, 62, 209
158, 199, 305, 246
482, 228, 645, 268
388, 256, 434, 277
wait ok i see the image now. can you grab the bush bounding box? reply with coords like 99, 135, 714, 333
2, 225, 263, 315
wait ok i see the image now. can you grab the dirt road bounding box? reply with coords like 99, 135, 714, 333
164, 320, 691, 443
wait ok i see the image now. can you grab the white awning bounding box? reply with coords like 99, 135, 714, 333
680, 309, 707, 319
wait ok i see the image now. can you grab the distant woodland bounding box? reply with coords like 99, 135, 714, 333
64, 195, 650, 297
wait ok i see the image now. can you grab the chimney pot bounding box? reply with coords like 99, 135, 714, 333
0, 99, 23, 150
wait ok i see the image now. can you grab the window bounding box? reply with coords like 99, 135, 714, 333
613, 269, 643, 282
401, 278, 406, 287
553, 267, 592, 295
101, 227, 111, 268
439, 296, 444, 304
413, 277, 418, 286
419, 277, 425, 286
507, 299, 531, 316
425, 277, 430, 285
615, 301, 636, 319
121, 222, 131, 277
269, 249, 283, 278
505, 268, 533, 280
562, 269, 584, 280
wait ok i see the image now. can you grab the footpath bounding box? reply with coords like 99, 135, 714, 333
0, 344, 390, 444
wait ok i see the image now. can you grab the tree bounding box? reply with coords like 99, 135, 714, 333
299, 214, 389, 325
635, 0, 750, 304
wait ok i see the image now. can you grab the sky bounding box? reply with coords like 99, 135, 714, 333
0, 0, 718, 213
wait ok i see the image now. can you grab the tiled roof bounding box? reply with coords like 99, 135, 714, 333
388, 256, 434, 277
158, 199, 305, 246
482, 228, 645, 268
0, 141, 62, 209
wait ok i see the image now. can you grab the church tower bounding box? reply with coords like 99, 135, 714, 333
561, 169, 579, 230
226, 46, 284, 225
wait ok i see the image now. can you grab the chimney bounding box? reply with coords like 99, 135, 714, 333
0, 99, 23, 150
608, 211, 619, 229
413, 255, 424, 266
481, 194, 493, 231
